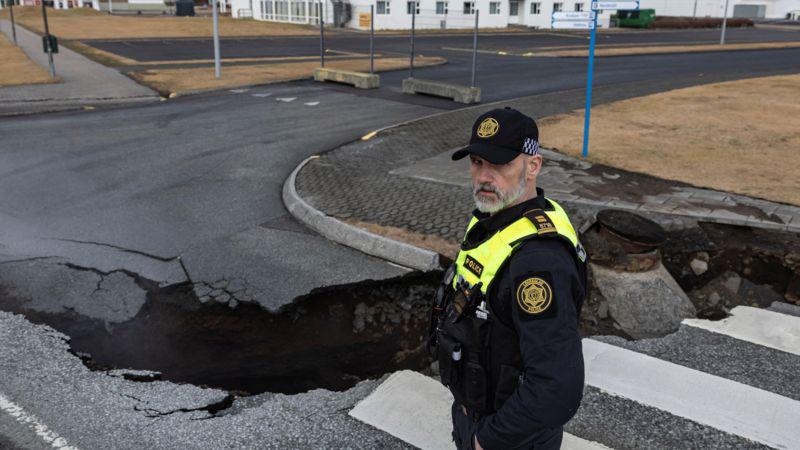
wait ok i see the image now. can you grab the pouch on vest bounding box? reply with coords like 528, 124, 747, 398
437, 300, 492, 412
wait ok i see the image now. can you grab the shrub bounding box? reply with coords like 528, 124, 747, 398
649, 16, 754, 29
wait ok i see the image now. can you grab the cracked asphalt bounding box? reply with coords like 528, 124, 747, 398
0, 311, 408, 449
0, 83, 436, 319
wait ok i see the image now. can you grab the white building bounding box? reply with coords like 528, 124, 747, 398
228, 0, 800, 29
641, 0, 800, 19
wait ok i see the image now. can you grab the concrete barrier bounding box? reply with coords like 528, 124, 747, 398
313, 68, 380, 89
402, 78, 481, 104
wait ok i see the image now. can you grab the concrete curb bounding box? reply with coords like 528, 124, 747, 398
283, 156, 441, 272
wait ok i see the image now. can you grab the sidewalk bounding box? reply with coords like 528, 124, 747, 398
288, 88, 800, 270
0, 20, 158, 115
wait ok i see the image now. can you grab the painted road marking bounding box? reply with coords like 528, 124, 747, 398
276, 97, 297, 103
349, 370, 610, 450
683, 306, 800, 356
0, 392, 79, 450
304, 101, 320, 106
229, 88, 250, 93
361, 130, 379, 141
252, 93, 272, 98
583, 339, 800, 449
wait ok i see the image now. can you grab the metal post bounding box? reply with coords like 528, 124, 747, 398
319, 1, 325, 67
41, 0, 56, 78
692, 0, 698, 17
212, 0, 221, 77
369, 4, 374, 74
9, 0, 18, 46
719, 0, 730, 45
108, 0, 112, 14
470, 9, 478, 87
409, 1, 415, 78
581, 11, 597, 159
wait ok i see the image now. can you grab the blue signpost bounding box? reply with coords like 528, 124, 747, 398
580, 1, 639, 158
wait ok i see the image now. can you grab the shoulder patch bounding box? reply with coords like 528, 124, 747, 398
515, 273, 558, 319
524, 209, 557, 235
576, 242, 587, 263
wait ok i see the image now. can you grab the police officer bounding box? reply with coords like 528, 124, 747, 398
429, 107, 587, 450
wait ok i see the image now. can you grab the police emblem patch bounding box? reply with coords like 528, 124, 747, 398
516, 277, 552, 315
476, 118, 499, 138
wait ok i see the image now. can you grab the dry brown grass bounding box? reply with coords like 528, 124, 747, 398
530, 41, 800, 57
539, 74, 800, 205
0, 32, 58, 86
0, 7, 316, 39
129, 56, 444, 95
347, 220, 459, 258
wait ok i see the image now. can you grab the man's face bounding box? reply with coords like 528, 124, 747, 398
470, 155, 527, 214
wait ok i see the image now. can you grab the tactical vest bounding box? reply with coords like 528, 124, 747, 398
433, 198, 587, 414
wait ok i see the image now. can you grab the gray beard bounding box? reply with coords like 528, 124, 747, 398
473, 171, 528, 214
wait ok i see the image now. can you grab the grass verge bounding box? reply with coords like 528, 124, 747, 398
539, 74, 800, 205
0, 8, 317, 39
0, 32, 58, 87
128, 56, 445, 95
346, 220, 459, 258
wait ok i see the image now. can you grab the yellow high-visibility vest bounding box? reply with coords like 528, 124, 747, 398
453, 198, 586, 295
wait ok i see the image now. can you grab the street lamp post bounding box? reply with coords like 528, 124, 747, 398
41, 0, 56, 78
720, 0, 730, 45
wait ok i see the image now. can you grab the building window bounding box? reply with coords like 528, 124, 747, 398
436, 0, 448, 14
553, 2, 563, 12
407, 0, 419, 14
463, 1, 474, 14
574, 2, 583, 11
377, 0, 390, 14
531, 2, 540, 14
489, 1, 500, 14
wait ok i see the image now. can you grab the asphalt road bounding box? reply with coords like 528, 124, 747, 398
1, 29, 800, 449
0, 83, 435, 319
85, 27, 800, 62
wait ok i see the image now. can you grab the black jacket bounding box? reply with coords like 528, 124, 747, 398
454, 191, 586, 449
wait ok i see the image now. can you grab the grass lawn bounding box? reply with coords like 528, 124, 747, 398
0, 32, 58, 86
129, 56, 445, 95
539, 74, 800, 205
0, 8, 317, 39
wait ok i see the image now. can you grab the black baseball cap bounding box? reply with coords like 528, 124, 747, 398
452, 107, 540, 165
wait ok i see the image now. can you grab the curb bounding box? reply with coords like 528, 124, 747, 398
282, 156, 441, 272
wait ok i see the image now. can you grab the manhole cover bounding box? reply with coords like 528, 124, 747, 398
596, 209, 666, 251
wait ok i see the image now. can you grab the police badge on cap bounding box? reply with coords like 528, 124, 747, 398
452, 107, 540, 165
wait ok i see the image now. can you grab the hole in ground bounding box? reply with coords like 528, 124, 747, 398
0, 271, 440, 395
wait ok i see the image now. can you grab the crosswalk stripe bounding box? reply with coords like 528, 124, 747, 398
682, 306, 800, 356
583, 338, 800, 449
349, 370, 610, 450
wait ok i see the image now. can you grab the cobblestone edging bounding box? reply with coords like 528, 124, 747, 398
282, 156, 441, 271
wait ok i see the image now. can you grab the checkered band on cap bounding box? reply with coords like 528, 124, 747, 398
522, 137, 539, 155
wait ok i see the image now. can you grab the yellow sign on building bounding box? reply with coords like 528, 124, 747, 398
359, 13, 371, 28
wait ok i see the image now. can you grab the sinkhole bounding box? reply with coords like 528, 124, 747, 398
0, 271, 441, 395
0, 221, 797, 396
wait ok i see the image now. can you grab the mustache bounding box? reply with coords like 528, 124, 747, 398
473, 183, 500, 196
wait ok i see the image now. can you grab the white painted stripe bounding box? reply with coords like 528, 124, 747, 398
583, 339, 800, 449
349, 370, 610, 450
682, 306, 800, 356
0, 392, 80, 450
562, 433, 612, 450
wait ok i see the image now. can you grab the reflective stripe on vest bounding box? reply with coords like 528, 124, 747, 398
452, 198, 585, 295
